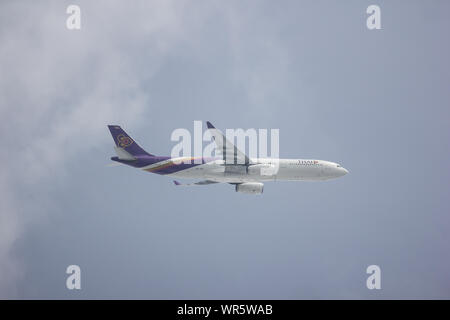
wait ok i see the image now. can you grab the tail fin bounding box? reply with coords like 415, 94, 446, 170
107, 125, 153, 157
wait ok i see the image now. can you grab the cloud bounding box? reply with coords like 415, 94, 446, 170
0, 171, 23, 297
222, 3, 292, 110
0, 0, 296, 297
0, 0, 195, 297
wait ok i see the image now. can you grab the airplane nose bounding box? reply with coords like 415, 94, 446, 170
342, 168, 349, 175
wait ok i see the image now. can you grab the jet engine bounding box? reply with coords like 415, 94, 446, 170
235, 182, 264, 194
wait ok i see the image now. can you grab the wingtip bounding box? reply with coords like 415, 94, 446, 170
173, 180, 181, 186
206, 121, 215, 129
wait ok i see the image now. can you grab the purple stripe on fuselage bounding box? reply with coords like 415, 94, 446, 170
111, 156, 217, 175
111, 155, 170, 168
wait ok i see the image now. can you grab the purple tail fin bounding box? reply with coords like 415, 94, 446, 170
107, 125, 153, 157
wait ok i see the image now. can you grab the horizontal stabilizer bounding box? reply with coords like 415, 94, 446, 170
173, 180, 219, 186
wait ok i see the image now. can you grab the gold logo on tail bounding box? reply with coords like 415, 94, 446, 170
117, 134, 133, 148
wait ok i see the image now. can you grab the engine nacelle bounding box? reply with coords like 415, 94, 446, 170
235, 182, 264, 194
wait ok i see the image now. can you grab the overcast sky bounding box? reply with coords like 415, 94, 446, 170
0, 0, 449, 299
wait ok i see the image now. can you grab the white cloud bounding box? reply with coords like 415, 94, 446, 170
0, 0, 195, 297
0, 171, 23, 297
0, 0, 295, 297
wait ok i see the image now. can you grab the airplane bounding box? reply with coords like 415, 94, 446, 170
107, 122, 348, 194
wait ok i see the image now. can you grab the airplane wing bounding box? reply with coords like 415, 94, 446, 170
173, 180, 219, 186
206, 121, 250, 165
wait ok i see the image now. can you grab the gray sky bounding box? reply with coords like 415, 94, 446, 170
0, 0, 449, 299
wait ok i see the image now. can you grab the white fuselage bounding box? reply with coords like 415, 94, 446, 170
157, 158, 348, 183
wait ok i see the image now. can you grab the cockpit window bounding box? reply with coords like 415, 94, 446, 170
337, 164, 341, 167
